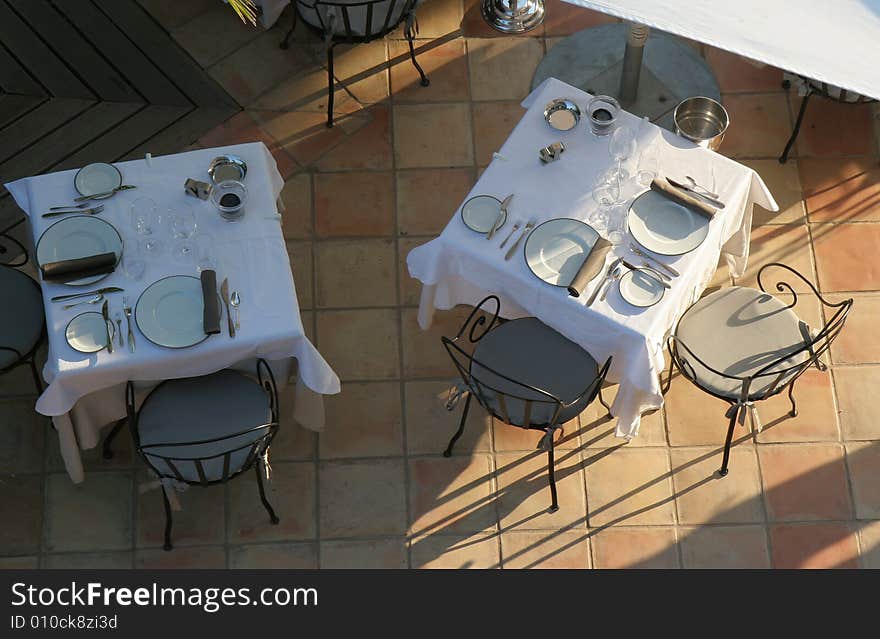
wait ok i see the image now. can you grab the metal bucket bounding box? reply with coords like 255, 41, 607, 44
673, 97, 729, 150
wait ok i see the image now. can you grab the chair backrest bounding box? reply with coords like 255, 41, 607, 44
296, 0, 418, 40
127, 359, 280, 486
0, 230, 28, 268
671, 262, 852, 402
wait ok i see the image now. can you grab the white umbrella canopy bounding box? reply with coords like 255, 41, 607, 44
563, 0, 880, 100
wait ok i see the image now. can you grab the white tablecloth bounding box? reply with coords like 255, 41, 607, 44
5, 142, 340, 482
563, 0, 880, 101
407, 77, 777, 439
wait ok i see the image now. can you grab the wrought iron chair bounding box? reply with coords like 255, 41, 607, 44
0, 221, 45, 394
124, 360, 281, 551
442, 296, 612, 513
664, 263, 852, 477
279, 0, 429, 128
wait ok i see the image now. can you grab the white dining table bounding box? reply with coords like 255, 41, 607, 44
5, 142, 340, 483
407, 77, 777, 440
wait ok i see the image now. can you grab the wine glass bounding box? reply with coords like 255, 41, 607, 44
609, 125, 637, 182
130, 197, 163, 255
168, 203, 197, 264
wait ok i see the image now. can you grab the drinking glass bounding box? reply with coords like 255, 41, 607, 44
130, 197, 163, 255
609, 125, 637, 182
587, 95, 620, 136
590, 170, 620, 232
121, 236, 146, 281
168, 203, 197, 264
194, 234, 217, 274
636, 147, 660, 187
604, 203, 628, 245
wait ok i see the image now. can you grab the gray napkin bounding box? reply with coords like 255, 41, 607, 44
567, 238, 612, 297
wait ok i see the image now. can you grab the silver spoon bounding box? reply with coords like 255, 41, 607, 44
62, 293, 104, 310
684, 175, 720, 199
230, 291, 241, 329
600, 266, 623, 302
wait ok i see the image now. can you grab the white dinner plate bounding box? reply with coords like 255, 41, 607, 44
74, 162, 122, 198
65, 311, 111, 353
628, 189, 710, 256
136, 275, 211, 349
618, 268, 666, 307
524, 218, 600, 287
35, 216, 123, 286
460, 195, 505, 233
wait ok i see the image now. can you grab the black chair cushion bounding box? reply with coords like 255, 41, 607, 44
674, 286, 809, 401
470, 317, 599, 427
0, 266, 44, 370
137, 370, 273, 482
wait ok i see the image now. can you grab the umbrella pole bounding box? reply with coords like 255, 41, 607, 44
619, 23, 649, 105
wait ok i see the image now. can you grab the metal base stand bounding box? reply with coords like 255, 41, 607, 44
481, 0, 544, 34
531, 23, 720, 130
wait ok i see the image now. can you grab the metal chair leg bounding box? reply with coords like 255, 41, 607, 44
326, 44, 336, 128
718, 408, 738, 477
161, 488, 173, 551
661, 355, 675, 395
28, 358, 43, 394
406, 34, 430, 87
279, 5, 298, 49
443, 392, 471, 457
546, 427, 559, 513
787, 380, 798, 417
102, 417, 127, 460
255, 465, 280, 524
779, 91, 812, 164
598, 386, 612, 418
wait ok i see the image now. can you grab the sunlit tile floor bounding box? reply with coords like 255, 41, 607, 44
2, 0, 879, 569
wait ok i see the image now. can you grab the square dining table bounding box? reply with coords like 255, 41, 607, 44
407, 77, 778, 440
5, 142, 340, 483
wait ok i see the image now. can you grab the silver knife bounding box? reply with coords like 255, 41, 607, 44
487, 194, 513, 240
101, 299, 113, 353
629, 243, 680, 278
504, 219, 535, 261
586, 257, 622, 306
220, 277, 235, 338
665, 178, 726, 209
51, 286, 124, 302
42, 205, 105, 219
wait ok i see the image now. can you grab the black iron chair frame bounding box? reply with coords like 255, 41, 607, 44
442, 296, 612, 513
124, 359, 281, 550
0, 227, 45, 394
663, 263, 852, 477
279, 0, 429, 128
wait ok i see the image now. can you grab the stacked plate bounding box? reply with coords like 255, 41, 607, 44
627, 190, 710, 256
524, 218, 600, 287
36, 216, 123, 286
135, 275, 214, 349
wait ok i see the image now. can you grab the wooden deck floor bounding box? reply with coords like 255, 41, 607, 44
0, 0, 240, 238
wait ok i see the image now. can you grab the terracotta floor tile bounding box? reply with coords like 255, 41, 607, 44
320, 382, 403, 459
251, 64, 361, 115
393, 103, 474, 168
812, 222, 880, 292
590, 527, 680, 568
495, 451, 587, 530
44, 472, 132, 553
401, 305, 473, 378
280, 173, 313, 239
397, 168, 474, 236
46, 421, 134, 474
137, 0, 216, 30
227, 461, 316, 543
229, 542, 318, 568
197, 111, 298, 179
320, 459, 407, 537
834, 366, 880, 440
43, 552, 133, 569
826, 293, 880, 365
468, 37, 544, 101
404, 380, 492, 455
136, 546, 226, 569
171, 5, 260, 68
542, 0, 617, 36
408, 455, 496, 535
402, 0, 465, 39
580, 384, 667, 448
857, 520, 880, 568
501, 529, 590, 568
411, 532, 501, 568
316, 106, 393, 171
0, 400, 45, 474
315, 238, 397, 308
316, 309, 400, 380
704, 47, 784, 93
462, 0, 543, 38
286, 241, 313, 309
799, 157, 880, 223
845, 442, 880, 519
253, 110, 345, 167
741, 159, 806, 225
331, 40, 389, 105
758, 444, 853, 521
137, 475, 225, 548
663, 372, 739, 447
493, 416, 579, 451
265, 423, 315, 461
679, 525, 770, 568
320, 538, 408, 568
754, 369, 840, 443
314, 171, 394, 237
770, 522, 859, 568
389, 38, 469, 102
670, 448, 765, 524
472, 101, 524, 166
0, 475, 42, 556
790, 93, 875, 158
584, 448, 676, 527
399, 236, 434, 305
733, 223, 815, 292
720, 94, 791, 158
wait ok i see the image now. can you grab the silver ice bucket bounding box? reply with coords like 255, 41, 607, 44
673, 96, 729, 150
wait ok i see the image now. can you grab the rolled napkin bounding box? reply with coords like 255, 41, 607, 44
200, 269, 221, 335
650, 178, 716, 219
567, 237, 612, 297
40, 252, 116, 282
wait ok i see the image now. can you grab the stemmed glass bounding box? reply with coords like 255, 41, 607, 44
168, 203, 197, 264
609, 126, 637, 183
591, 169, 620, 232
130, 197, 163, 255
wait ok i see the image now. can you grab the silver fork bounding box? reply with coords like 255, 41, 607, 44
123, 296, 135, 353
504, 219, 535, 261
499, 221, 520, 249
42, 204, 105, 219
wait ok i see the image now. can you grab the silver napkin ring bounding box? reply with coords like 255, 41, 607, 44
539, 141, 565, 163
184, 178, 213, 200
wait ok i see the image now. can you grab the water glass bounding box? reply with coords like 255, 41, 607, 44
121, 237, 146, 281
168, 203, 197, 264
587, 95, 620, 136
636, 147, 660, 187
194, 234, 217, 274
130, 197, 162, 255
609, 126, 637, 182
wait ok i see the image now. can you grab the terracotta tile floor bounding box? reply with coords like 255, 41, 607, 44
2, 0, 880, 569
